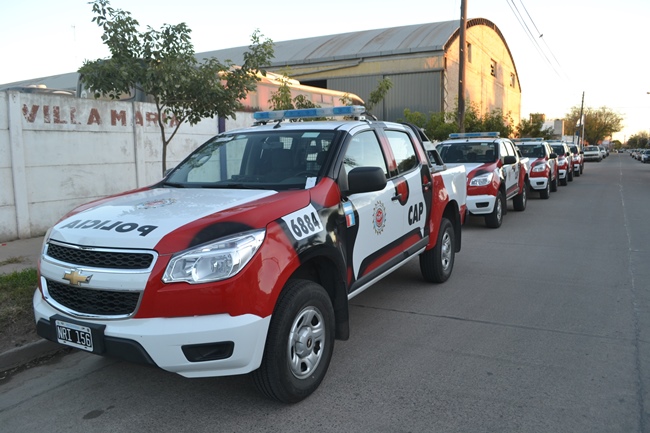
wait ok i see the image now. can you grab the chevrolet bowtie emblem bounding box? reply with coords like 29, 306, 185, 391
63, 270, 93, 286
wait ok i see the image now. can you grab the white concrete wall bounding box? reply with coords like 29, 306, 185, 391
0, 91, 252, 242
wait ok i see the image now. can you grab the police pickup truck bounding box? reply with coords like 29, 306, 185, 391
437, 132, 528, 228
33, 106, 467, 403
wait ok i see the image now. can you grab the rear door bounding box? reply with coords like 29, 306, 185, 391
340, 127, 425, 292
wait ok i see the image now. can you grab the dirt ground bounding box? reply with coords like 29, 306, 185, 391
2, 313, 40, 354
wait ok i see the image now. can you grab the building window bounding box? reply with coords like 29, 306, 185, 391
490, 59, 497, 77
510, 73, 515, 87
466, 42, 472, 63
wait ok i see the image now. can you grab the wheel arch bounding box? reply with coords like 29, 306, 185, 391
287, 245, 350, 341
442, 200, 462, 253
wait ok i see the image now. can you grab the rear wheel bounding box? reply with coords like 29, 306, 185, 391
419, 217, 455, 283
252, 279, 335, 403
485, 190, 504, 228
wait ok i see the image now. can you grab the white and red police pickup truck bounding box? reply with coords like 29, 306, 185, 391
437, 132, 528, 229
33, 106, 467, 403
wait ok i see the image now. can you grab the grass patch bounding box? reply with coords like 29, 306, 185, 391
0, 256, 26, 266
0, 268, 38, 325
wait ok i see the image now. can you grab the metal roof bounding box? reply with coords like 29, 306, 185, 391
197, 20, 462, 67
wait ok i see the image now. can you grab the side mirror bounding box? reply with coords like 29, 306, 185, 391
550, 152, 558, 159
347, 166, 387, 195
504, 155, 517, 164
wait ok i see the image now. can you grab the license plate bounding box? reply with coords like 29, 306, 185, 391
55, 319, 94, 352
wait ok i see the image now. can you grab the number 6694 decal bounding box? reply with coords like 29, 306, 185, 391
281, 204, 324, 241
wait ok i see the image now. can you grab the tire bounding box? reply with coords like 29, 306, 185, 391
567, 169, 573, 182
540, 180, 550, 199
550, 174, 558, 192
513, 182, 527, 211
252, 279, 335, 403
485, 190, 504, 228
419, 217, 455, 283
560, 175, 568, 186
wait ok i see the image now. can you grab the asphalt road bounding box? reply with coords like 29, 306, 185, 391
2, 153, 649, 433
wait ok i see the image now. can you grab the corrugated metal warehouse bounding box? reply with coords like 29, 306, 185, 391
1, 18, 521, 125
199, 18, 521, 124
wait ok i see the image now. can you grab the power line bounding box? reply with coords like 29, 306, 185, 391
505, 0, 567, 80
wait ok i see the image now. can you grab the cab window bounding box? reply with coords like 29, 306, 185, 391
385, 130, 418, 174
343, 131, 388, 177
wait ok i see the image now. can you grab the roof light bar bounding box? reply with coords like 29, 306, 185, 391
514, 137, 544, 142
448, 132, 500, 139
253, 105, 366, 121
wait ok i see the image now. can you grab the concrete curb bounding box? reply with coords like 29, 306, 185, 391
0, 339, 66, 372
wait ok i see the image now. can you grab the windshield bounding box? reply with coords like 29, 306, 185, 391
517, 145, 545, 158
165, 130, 337, 190
551, 145, 566, 155
438, 142, 497, 163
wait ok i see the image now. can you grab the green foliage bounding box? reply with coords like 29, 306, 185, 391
365, 78, 393, 112
562, 106, 623, 146
267, 70, 323, 120
516, 113, 555, 139
79, 0, 274, 174
401, 103, 514, 142
0, 268, 38, 325
627, 132, 649, 148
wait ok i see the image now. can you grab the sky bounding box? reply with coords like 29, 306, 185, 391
1, 0, 648, 142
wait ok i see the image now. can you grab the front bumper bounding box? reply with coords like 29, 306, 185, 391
34, 289, 270, 377
528, 176, 549, 191
467, 194, 496, 215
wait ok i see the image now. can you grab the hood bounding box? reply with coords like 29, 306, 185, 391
446, 162, 496, 179
49, 188, 279, 249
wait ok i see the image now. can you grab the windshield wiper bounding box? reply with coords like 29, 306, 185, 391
163, 181, 187, 188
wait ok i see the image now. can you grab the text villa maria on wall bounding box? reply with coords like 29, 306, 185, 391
20, 100, 180, 130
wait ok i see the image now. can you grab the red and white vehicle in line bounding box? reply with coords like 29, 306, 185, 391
514, 138, 558, 199
437, 132, 528, 229
33, 106, 467, 403
548, 141, 573, 186
569, 144, 584, 176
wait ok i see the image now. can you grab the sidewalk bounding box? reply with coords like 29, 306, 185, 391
0, 236, 44, 273
0, 236, 64, 373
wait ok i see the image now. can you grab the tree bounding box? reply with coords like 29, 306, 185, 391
627, 132, 649, 148
365, 78, 393, 113
400, 103, 515, 141
562, 106, 623, 146
267, 69, 319, 111
515, 113, 554, 139
79, 0, 274, 175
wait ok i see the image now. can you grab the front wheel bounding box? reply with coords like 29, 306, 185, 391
485, 190, 504, 228
550, 174, 558, 192
513, 182, 527, 211
252, 279, 335, 403
419, 217, 455, 283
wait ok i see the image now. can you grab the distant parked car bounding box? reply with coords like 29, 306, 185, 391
642, 149, 650, 163
583, 146, 602, 162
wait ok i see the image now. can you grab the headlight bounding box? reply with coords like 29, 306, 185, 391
163, 229, 266, 284
469, 172, 493, 186
532, 163, 546, 173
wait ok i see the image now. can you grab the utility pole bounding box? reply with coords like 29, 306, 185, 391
578, 91, 585, 148
458, 0, 467, 132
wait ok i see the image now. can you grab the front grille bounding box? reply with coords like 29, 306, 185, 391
47, 243, 154, 269
46, 279, 141, 316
